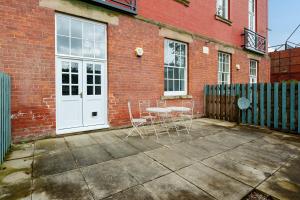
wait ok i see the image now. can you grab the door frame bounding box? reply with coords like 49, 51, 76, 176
55, 13, 109, 135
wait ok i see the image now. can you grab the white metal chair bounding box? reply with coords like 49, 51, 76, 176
126, 101, 147, 138
139, 100, 157, 135
179, 100, 195, 133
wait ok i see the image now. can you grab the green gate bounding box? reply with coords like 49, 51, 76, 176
0, 72, 11, 164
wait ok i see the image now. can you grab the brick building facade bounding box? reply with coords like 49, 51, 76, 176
0, 0, 270, 141
270, 48, 300, 82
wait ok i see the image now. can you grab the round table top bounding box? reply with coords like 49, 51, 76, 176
167, 106, 191, 112
146, 107, 172, 113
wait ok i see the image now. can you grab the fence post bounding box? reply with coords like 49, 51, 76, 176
274, 83, 279, 129
260, 83, 265, 127
290, 81, 295, 131
247, 84, 252, 124
267, 83, 271, 127
253, 84, 258, 125
282, 82, 287, 130
298, 82, 300, 133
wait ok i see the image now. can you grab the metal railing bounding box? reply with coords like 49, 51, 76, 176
0, 72, 11, 164
84, 0, 137, 14
243, 28, 266, 54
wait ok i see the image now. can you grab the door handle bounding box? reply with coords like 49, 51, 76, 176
80, 92, 83, 98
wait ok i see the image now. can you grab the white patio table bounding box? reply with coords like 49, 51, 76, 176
167, 106, 191, 112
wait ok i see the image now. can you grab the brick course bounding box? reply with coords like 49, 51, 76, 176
0, 0, 270, 141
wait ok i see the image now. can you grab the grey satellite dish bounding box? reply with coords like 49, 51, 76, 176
238, 97, 250, 110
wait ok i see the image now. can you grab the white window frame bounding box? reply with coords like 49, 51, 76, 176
55, 13, 107, 62
249, 60, 258, 83
164, 39, 188, 96
218, 52, 231, 85
248, 0, 256, 31
216, 0, 229, 19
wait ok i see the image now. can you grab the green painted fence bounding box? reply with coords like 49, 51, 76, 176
205, 82, 300, 134
0, 72, 11, 164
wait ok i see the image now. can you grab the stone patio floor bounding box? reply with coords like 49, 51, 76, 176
1, 118, 300, 200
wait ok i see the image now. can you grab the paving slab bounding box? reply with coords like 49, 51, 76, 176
0, 178, 32, 200
6, 143, 34, 160
101, 141, 140, 159
81, 159, 139, 199
32, 169, 93, 200
148, 133, 190, 147
118, 153, 170, 183
71, 144, 113, 167
33, 150, 77, 177
35, 138, 68, 155
170, 138, 229, 161
2, 157, 33, 170
124, 136, 162, 152
257, 157, 300, 200
230, 127, 267, 140
202, 155, 269, 187
90, 131, 123, 144
104, 185, 155, 200
65, 134, 97, 148
145, 147, 194, 171
144, 173, 214, 200
204, 131, 252, 148
177, 163, 252, 200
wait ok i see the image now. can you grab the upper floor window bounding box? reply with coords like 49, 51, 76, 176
56, 14, 106, 60
249, 60, 258, 83
249, 0, 256, 31
218, 52, 231, 85
216, 0, 229, 19
164, 39, 187, 96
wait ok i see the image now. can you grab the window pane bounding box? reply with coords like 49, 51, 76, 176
95, 42, 105, 59
71, 63, 78, 73
164, 67, 168, 79
57, 16, 69, 36
72, 86, 78, 95
57, 35, 69, 55
62, 86, 69, 96
95, 75, 101, 84
71, 38, 82, 56
62, 62, 69, 72
174, 80, 180, 91
83, 40, 94, 58
180, 44, 186, 55
87, 64, 93, 73
168, 80, 174, 91
175, 43, 180, 55
180, 56, 186, 67
174, 68, 179, 79
87, 86, 93, 95
87, 75, 93, 84
83, 23, 94, 41
95, 86, 101, 95
175, 56, 180, 67
71, 19, 82, 38
168, 68, 174, 79
95, 25, 105, 42
62, 74, 69, 84
72, 74, 78, 84
180, 80, 185, 91
169, 42, 175, 54
179, 68, 184, 79
164, 80, 168, 91
95, 64, 101, 74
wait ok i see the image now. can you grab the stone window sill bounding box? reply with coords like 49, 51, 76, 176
161, 95, 193, 100
215, 15, 232, 26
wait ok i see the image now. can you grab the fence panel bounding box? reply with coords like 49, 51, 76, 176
0, 72, 11, 164
205, 82, 300, 134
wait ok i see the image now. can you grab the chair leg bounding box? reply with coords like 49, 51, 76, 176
126, 128, 135, 138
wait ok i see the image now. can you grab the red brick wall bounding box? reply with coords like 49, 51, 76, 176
270, 48, 300, 82
0, 0, 270, 141
139, 0, 268, 47
0, 0, 56, 141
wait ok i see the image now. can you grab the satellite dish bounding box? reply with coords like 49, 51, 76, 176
238, 97, 250, 110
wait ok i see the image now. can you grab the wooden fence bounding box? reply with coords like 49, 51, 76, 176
0, 72, 11, 164
205, 82, 300, 134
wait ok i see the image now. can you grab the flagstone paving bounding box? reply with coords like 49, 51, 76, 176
1, 118, 300, 200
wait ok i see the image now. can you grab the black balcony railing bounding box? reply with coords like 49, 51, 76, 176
83, 0, 137, 15
243, 28, 266, 54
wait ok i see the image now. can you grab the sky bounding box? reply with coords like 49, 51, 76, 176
268, 0, 300, 48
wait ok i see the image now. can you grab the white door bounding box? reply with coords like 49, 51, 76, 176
57, 58, 83, 130
83, 61, 107, 126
